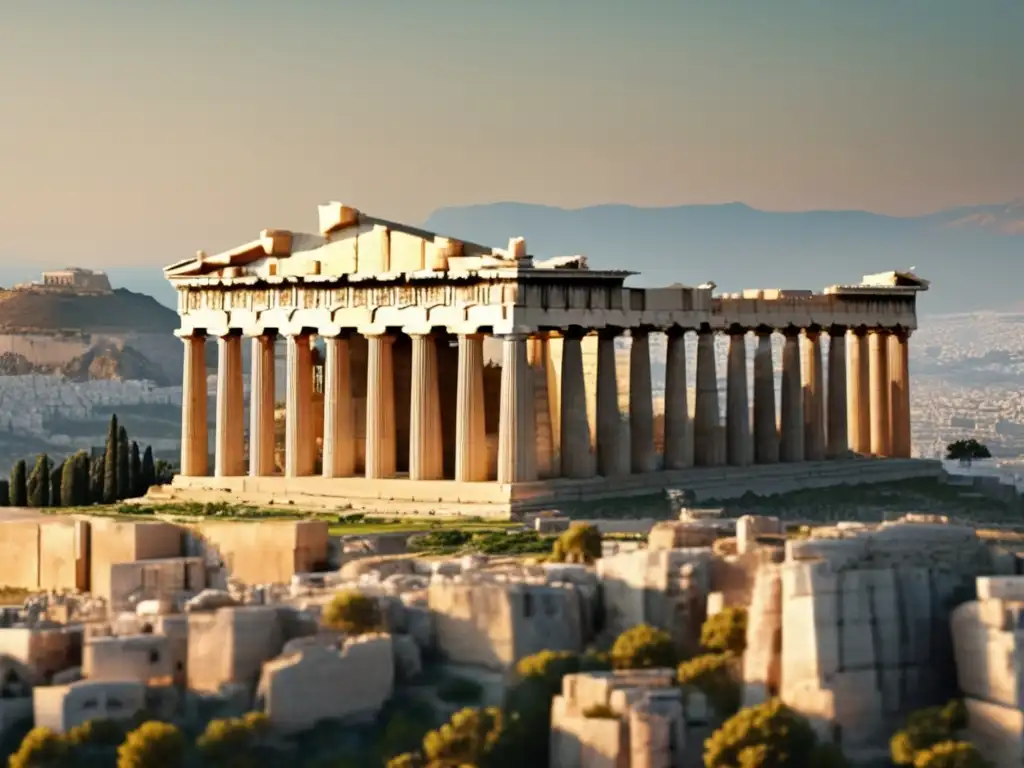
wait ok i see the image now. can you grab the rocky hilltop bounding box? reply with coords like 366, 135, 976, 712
0, 286, 176, 333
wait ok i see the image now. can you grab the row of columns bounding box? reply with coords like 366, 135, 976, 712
179, 325, 912, 485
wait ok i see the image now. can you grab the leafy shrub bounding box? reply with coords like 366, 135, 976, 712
116, 721, 185, 768
550, 524, 602, 564
892, 700, 970, 765
912, 740, 990, 768
421, 707, 515, 768
66, 718, 128, 747
408, 530, 473, 552
700, 607, 748, 655
322, 590, 382, 635
704, 698, 846, 768
611, 624, 676, 670
196, 712, 271, 766
437, 676, 484, 704
677, 652, 740, 717
9, 727, 69, 768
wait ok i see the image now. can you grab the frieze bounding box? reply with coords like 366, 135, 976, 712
275, 287, 294, 308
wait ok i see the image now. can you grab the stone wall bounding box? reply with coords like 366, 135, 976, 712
191, 520, 329, 586
0, 520, 88, 592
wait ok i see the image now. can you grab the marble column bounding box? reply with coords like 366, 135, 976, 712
889, 329, 912, 458
249, 334, 276, 477
179, 333, 208, 477
726, 330, 750, 466
846, 329, 871, 454
285, 333, 315, 478
497, 333, 537, 483
455, 334, 487, 482
753, 329, 778, 464
560, 330, 593, 479
629, 329, 655, 474
214, 332, 244, 477
694, 328, 721, 466
826, 327, 848, 459
662, 329, 691, 470
869, 329, 891, 457
365, 333, 397, 479
595, 329, 624, 477
322, 335, 355, 478
409, 333, 443, 480
802, 328, 825, 462
779, 329, 804, 462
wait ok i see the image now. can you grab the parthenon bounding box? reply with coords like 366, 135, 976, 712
163, 202, 930, 515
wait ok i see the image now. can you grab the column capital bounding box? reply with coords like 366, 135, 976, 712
696, 323, 715, 337
754, 325, 774, 337
727, 323, 748, 338
597, 326, 624, 340
781, 326, 802, 339
498, 332, 530, 342
213, 328, 243, 340
629, 326, 655, 338
175, 329, 207, 341
827, 324, 848, 336
561, 326, 589, 342
665, 325, 688, 339
891, 327, 913, 341
402, 325, 436, 338
803, 325, 823, 340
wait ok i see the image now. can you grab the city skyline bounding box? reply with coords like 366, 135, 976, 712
1, 0, 1021, 269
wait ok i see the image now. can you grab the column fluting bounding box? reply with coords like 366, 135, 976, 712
826, 327, 848, 459
497, 333, 537, 483
847, 329, 871, 453
249, 334, 276, 477
802, 328, 825, 462
179, 333, 208, 477
285, 333, 315, 478
726, 330, 750, 466
779, 328, 805, 462
322, 335, 355, 478
629, 329, 655, 474
365, 333, 397, 479
753, 329, 778, 464
869, 329, 892, 457
409, 333, 444, 480
595, 329, 624, 477
560, 330, 593, 479
455, 334, 487, 482
215, 332, 245, 477
694, 328, 721, 466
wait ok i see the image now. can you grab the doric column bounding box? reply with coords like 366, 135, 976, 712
694, 328, 721, 466
179, 333, 208, 477
847, 328, 871, 453
869, 329, 891, 457
560, 330, 593, 479
779, 328, 804, 462
409, 333, 443, 480
497, 333, 537, 483
663, 328, 690, 470
629, 329, 655, 474
214, 332, 245, 477
455, 333, 487, 482
889, 329, 912, 458
322, 335, 355, 478
726, 329, 750, 466
365, 333, 397, 479
753, 329, 778, 464
826, 327, 848, 459
285, 333, 315, 478
801, 327, 825, 462
595, 329, 624, 477
249, 334, 276, 477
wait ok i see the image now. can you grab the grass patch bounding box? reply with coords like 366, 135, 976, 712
408, 529, 553, 556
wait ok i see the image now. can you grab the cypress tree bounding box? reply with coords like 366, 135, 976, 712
117, 426, 130, 500
0, 479, 8, 507
103, 414, 118, 504
141, 446, 156, 493
76, 452, 91, 506
10, 460, 27, 506
27, 454, 50, 507
50, 460, 63, 507
61, 456, 78, 507
90, 454, 105, 505
129, 441, 142, 498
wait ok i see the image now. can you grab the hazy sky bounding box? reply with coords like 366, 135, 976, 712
1, 0, 1021, 268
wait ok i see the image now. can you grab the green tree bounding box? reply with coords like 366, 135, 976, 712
49, 460, 63, 508
117, 425, 130, 500
421, 707, 516, 768
322, 590, 382, 635
912, 740, 990, 768
129, 441, 142, 498
154, 459, 174, 484
701, 607, 748, 655
678, 652, 740, 718
116, 721, 185, 768
892, 700, 968, 765
103, 414, 118, 504
141, 446, 156, 492
9, 726, 70, 768
90, 454, 105, 505
551, 523, 603, 564
27, 454, 50, 507
196, 712, 272, 767
0, 479, 9, 507
610, 624, 676, 670
10, 459, 28, 506
946, 439, 991, 461
705, 698, 846, 768
66, 717, 127, 748
61, 457, 78, 507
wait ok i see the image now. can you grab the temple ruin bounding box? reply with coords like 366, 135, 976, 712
162, 202, 930, 515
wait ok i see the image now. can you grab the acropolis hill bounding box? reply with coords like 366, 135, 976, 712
157, 202, 934, 517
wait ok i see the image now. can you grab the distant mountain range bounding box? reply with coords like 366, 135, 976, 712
2, 200, 1020, 315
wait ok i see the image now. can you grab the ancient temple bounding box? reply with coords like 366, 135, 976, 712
163, 202, 929, 515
